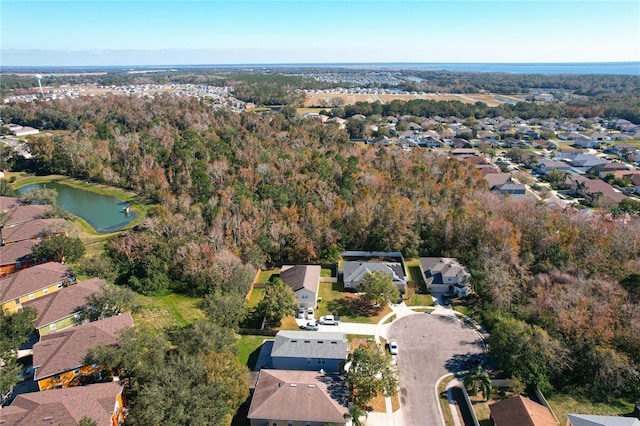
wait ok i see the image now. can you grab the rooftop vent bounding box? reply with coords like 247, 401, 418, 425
308, 384, 316, 388
290, 383, 297, 387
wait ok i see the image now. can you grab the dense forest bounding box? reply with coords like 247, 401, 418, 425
2, 94, 639, 410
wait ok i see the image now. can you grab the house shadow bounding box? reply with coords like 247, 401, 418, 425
326, 297, 382, 318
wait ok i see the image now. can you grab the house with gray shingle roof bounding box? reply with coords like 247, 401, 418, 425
280, 265, 320, 309
420, 257, 472, 297
567, 414, 640, 426
271, 330, 348, 373
248, 369, 349, 426
342, 251, 408, 291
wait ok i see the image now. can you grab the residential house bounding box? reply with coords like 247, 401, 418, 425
280, 265, 321, 310
536, 160, 573, 175
566, 154, 608, 170
592, 162, 631, 178
489, 395, 558, 426
342, 251, 408, 291
566, 414, 640, 426
33, 313, 134, 390
271, 330, 348, 373
483, 173, 512, 190
13, 126, 40, 137
462, 155, 488, 166
571, 176, 626, 205
451, 138, 471, 149
0, 381, 126, 426
1, 218, 67, 246
247, 369, 350, 426
24, 277, 106, 336
0, 261, 75, 312
0, 239, 36, 277
532, 140, 558, 150
554, 149, 584, 160
450, 148, 478, 156
494, 183, 530, 198
419, 257, 472, 297
572, 136, 600, 149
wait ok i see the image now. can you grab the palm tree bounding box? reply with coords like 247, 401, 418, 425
463, 366, 492, 401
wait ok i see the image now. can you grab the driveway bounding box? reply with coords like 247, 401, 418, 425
389, 313, 485, 426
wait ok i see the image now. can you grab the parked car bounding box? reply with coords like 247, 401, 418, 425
301, 320, 319, 331
388, 339, 398, 355
307, 307, 314, 319
297, 307, 305, 319
319, 315, 341, 325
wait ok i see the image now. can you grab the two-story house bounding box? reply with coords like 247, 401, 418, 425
0, 262, 75, 312
271, 330, 349, 373
419, 257, 472, 297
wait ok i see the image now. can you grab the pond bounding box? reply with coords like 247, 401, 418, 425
18, 182, 137, 233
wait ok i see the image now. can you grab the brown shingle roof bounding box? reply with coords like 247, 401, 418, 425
3, 204, 50, 227
1, 218, 66, 245
0, 196, 20, 212
23, 278, 106, 329
0, 262, 74, 304
0, 240, 35, 267
489, 395, 558, 426
280, 265, 320, 294
33, 313, 134, 380
0, 381, 124, 426
248, 369, 349, 424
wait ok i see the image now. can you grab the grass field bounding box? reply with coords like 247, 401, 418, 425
236, 334, 267, 370
303, 92, 509, 108
545, 392, 636, 425
255, 268, 280, 283
134, 293, 205, 329
317, 282, 391, 323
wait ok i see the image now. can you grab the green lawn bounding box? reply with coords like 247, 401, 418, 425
317, 282, 390, 323
256, 268, 280, 283
236, 334, 268, 370
246, 287, 265, 309
545, 392, 636, 426
135, 293, 205, 329
320, 268, 333, 277
405, 293, 434, 307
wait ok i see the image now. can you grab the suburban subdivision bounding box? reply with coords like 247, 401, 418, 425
1, 65, 639, 426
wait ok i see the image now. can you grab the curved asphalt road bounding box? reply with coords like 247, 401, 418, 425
389, 313, 485, 426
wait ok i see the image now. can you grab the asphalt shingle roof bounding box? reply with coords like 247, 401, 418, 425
271, 330, 348, 360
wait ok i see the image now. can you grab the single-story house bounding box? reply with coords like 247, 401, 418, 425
489, 395, 558, 425
419, 257, 472, 297
33, 313, 134, 390
271, 330, 348, 373
248, 369, 350, 426
535, 160, 573, 175
280, 265, 321, 309
0, 381, 126, 426
494, 183, 528, 196
0, 239, 36, 277
570, 176, 626, 205
343, 261, 407, 292
13, 126, 40, 137
24, 277, 106, 336
0, 261, 75, 312
567, 414, 640, 426
483, 173, 512, 190
0, 218, 67, 246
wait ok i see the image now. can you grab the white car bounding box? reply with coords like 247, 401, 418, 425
307, 307, 314, 319
388, 339, 398, 355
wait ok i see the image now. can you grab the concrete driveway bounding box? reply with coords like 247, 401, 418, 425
389, 312, 485, 426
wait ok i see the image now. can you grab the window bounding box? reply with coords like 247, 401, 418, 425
73, 368, 80, 374
307, 358, 312, 364
28, 293, 35, 300
57, 283, 63, 289
50, 323, 56, 331
54, 374, 61, 381
14, 298, 20, 306
43, 288, 49, 294
15, 261, 21, 268
301, 294, 309, 299
92, 363, 99, 369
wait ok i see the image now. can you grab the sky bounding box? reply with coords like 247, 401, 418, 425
1, 0, 639, 66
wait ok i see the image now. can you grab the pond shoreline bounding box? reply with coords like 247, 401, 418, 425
10, 173, 150, 235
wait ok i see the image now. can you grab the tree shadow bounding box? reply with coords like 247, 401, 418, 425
327, 297, 381, 318
444, 353, 484, 373
316, 373, 350, 408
